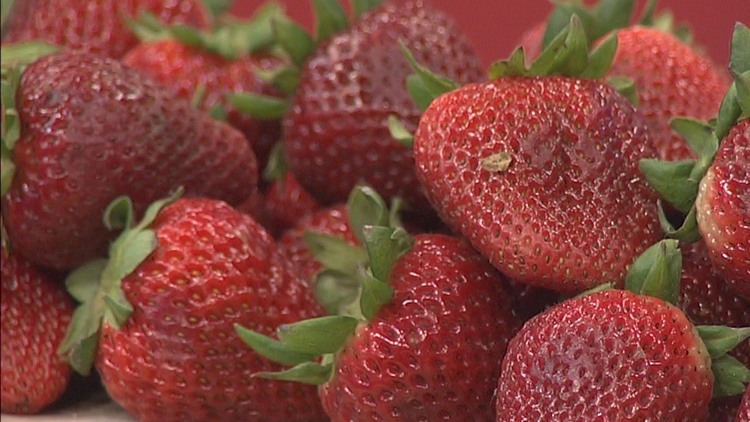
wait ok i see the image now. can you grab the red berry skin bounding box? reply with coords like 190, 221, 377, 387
1, 246, 74, 414
414, 76, 661, 294
737, 386, 750, 422
319, 234, 521, 421
606, 26, 730, 161
696, 119, 750, 298
283, 0, 484, 217
95, 198, 327, 422
3, 0, 210, 59
260, 173, 323, 238
123, 40, 287, 170
496, 289, 713, 422
2, 52, 258, 271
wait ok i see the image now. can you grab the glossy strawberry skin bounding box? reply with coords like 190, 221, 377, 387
696, 119, 750, 297
414, 76, 661, 293
95, 198, 327, 422
2, 52, 258, 271
123, 39, 286, 170
258, 173, 323, 238
606, 26, 730, 161
3, 0, 210, 59
319, 234, 521, 421
738, 386, 750, 422
496, 289, 713, 422
1, 246, 74, 414
282, 0, 484, 217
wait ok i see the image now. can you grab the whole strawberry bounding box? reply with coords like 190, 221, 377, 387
1, 50, 258, 271
1, 240, 74, 414
238, 187, 522, 421
413, 18, 661, 293
2, 0, 210, 59
59, 193, 328, 422
276, 0, 484, 217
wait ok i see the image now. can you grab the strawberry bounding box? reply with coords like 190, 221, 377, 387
245, 0, 484, 217
738, 386, 750, 422
1, 49, 258, 271
1, 239, 74, 414
238, 187, 521, 421
59, 193, 328, 422
2, 0, 211, 59
121, 6, 288, 171
495, 240, 750, 421
412, 17, 661, 294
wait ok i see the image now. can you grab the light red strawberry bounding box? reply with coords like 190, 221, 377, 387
413, 17, 661, 293
60, 193, 328, 422
2, 0, 210, 59
1, 239, 74, 414
1, 50, 258, 271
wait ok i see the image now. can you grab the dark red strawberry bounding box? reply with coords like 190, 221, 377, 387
238, 186, 522, 421
413, 18, 661, 293
60, 193, 328, 422
738, 386, 750, 422
1, 50, 258, 271
276, 0, 484, 217
1, 240, 74, 414
2, 0, 210, 59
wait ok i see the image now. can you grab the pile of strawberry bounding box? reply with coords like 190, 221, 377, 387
1, 0, 749, 421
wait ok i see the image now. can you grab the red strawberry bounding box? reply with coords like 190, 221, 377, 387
277, 0, 484, 217
606, 25, 730, 161
2, 0, 210, 59
738, 386, 750, 422
696, 118, 750, 296
60, 194, 327, 422
121, 11, 288, 171
261, 172, 323, 236
1, 240, 74, 414
413, 19, 661, 293
1, 50, 258, 271
238, 187, 521, 421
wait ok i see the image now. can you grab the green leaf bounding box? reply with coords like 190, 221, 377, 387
351, 0, 381, 18
304, 231, 367, 275
272, 15, 316, 68
659, 203, 702, 243
669, 118, 719, 169
103, 291, 135, 329
1, 0, 15, 34
277, 315, 359, 355
729, 23, 750, 74
0, 156, 15, 195
530, 17, 571, 76
234, 324, 319, 366
637, 0, 658, 26
262, 142, 288, 182
733, 70, 750, 119
359, 273, 394, 320
201, 0, 233, 18
639, 158, 698, 213
125, 11, 171, 43
387, 115, 414, 148
697, 326, 750, 359
606, 75, 639, 106
594, 0, 634, 36
347, 186, 390, 246
169, 24, 207, 47
103, 196, 135, 231
313, 0, 348, 42
542, 6, 573, 49
363, 226, 413, 283
0, 42, 61, 68
712, 354, 750, 398
108, 230, 157, 282
487, 48, 528, 79
405, 74, 434, 112
624, 239, 681, 305
714, 82, 741, 142
65, 259, 108, 303
57, 302, 103, 376
314, 270, 362, 316
227, 92, 289, 120
253, 361, 333, 385
573, 282, 615, 299
399, 41, 459, 100
581, 31, 617, 79
253, 65, 300, 97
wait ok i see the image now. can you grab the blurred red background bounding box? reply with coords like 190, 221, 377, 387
231, 0, 748, 69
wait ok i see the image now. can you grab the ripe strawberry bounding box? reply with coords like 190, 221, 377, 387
2, 0, 210, 59
121, 9, 288, 171
1, 240, 74, 414
413, 18, 661, 293
696, 118, 750, 297
275, 0, 484, 217
262, 172, 323, 236
1, 50, 258, 271
238, 187, 521, 421
607, 25, 730, 161
59, 194, 327, 422
738, 386, 750, 422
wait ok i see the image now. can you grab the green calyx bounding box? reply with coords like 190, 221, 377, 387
1, 42, 61, 196
640, 23, 750, 243
624, 239, 750, 397
57, 188, 183, 375
234, 185, 412, 385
